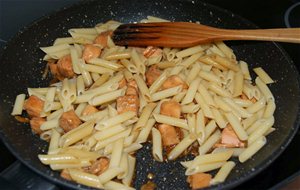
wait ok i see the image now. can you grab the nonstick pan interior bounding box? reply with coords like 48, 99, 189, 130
0, 0, 299, 189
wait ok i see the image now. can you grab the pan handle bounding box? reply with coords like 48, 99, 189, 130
0, 161, 58, 190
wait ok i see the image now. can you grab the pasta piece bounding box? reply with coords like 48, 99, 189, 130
151, 85, 183, 102
255, 77, 274, 101
211, 161, 236, 185
181, 104, 200, 114
117, 153, 129, 179
88, 58, 123, 71
68, 169, 103, 189
38, 154, 78, 165
133, 103, 156, 131
185, 162, 225, 175
11, 94, 26, 115
109, 138, 124, 168
198, 130, 221, 155
168, 134, 196, 160
253, 67, 274, 84
60, 121, 94, 147
152, 128, 163, 162
195, 109, 205, 144
98, 167, 123, 184
96, 111, 136, 129
181, 78, 201, 105
224, 112, 248, 141
176, 45, 204, 58
89, 88, 125, 106
247, 116, 274, 144
194, 93, 213, 118
239, 136, 266, 163
133, 74, 151, 101
94, 128, 131, 151
153, 113, 188, 130
136, 118, 156, 143
263, 99, 276, 118
122, 155, 136, 186
179, 52, 203, 68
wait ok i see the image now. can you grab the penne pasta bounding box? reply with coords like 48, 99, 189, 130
211, 161, 236, 185
153, 113, 188, 130
253, 67, 274, 84
11, 94, 26, 115
151, 128, 163, 162
239, 136, 266, 163
168, 134, 196, 160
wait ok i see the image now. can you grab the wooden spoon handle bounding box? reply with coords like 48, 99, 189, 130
219, 28, 300, 43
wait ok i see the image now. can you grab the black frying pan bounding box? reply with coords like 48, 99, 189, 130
0, 0, 299, 189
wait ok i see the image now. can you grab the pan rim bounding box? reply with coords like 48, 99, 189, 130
0, 0, 300, 189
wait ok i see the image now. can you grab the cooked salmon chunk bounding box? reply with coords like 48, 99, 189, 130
81, 105, 98, 116
82, 44, 102, 61
57, 54, 75, 78
143, 46, 162, 58
89, 157, 109, 175
59, 110, 82, 133
158, 101, 182, 146
187, 173, 212, 189
94, 30, 113, 48
60, 169, 72, 181
145, 65, 161, 86
30, 117, 45, 134
117, 95, 139, 114
48, 61, 64, 81
161, 75, 188, 90
117, 79, 139, 114
240, 93, 257, 103
160, 101, 181, 118
215, 124, 245, 148
118, 78, 127, 89
126, 80, 138, 96
158, 124, 180, 146
24, 95, 45, 118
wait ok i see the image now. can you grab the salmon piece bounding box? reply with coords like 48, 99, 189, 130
57, 54, 75, 78
126, 80, 138, 96
59, 110, 82, 133
89, 157, 109, 175
215, 124, 245, 148
30, 117, 45, 134
24, 95, 45, 118
187, 173, 212, 189
161, 75, 188, 90
143, 46, 162, 58
48, 61, 64, 81
14, 116, 30, 123
82, 44, 102, 62
127, 79, 138, 89
117, 79, 139, 114
158, 124, 180, 146
159, 101, 181, 146
81, 105, 98, 116
116, 95, 139, 114
60, 169, 72, 181
145, 65, 161, 86
118, 78, 127, 89
126, 86, 138, 96
94, 30, 113, 48
240, 93, 257, 103
160, 101, 181, 118
141, 181, 157, 190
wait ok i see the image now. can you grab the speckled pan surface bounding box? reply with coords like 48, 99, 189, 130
0, 0, 299, 189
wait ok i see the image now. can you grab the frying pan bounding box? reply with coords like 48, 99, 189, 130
0, 0, 299, 189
